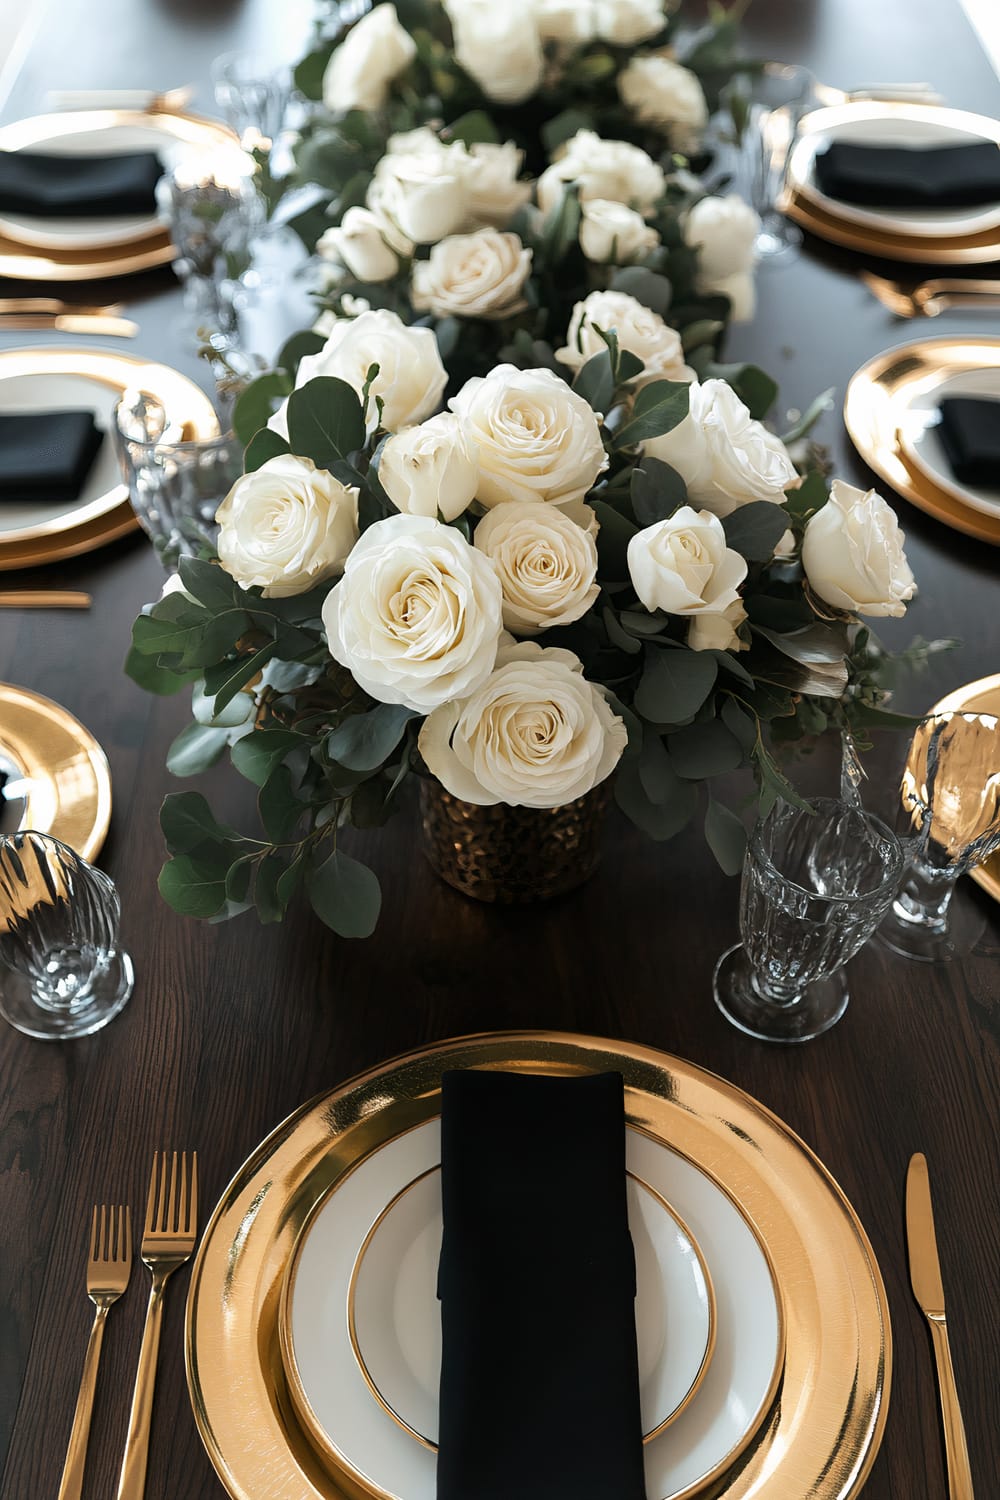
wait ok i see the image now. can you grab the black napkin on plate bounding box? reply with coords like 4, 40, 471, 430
437, 1069, 646, 1500
814, 140, 1000, 209
936, 396, 1000, 486
0, 149, 162, 217
0, 411, 103, 505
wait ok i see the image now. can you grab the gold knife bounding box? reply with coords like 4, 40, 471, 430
0, 591, 92, 609
906, 1153, 976, 1499
0, 314, 138, 337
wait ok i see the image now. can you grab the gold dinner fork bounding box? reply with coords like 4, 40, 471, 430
57, 1205, 132, 1500
862, 271, 1000, 318
116, 1152, 198, 1500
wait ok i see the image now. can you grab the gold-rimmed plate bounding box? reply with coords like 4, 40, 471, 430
186, 1033, 891, 1500
0, 345, 220, 569
0, 682, 111, 859
781, 184, 1000, 263
844, 335, 1000, 544
932, 673, 1000, 903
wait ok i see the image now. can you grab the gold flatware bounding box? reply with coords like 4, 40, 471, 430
0, 591, 92, 608
117, 1152, 198, 1500
57, 1205, 132, 1500
45, 86, 195, 113
0, 298, 126, 316
862, 271, 1000, 318
0, 314, 138, 336
906, 1153, 976, 1499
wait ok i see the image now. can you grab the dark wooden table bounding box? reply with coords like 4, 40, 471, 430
1, 2, 998, 1497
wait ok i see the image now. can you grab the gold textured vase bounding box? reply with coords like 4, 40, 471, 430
418, 778, 613, 904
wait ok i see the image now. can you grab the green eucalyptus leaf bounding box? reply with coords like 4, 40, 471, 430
445, 110, 499, 146
704, 797, 747, 875
278, 330, 326, 377
668, 719, 744, 779
721, 696, 757, 753
709, 650, 755, 689
253, 853, 288, 923
614, 380, 690, 448
326, 702, 419, 772
285, 376, 366, 471
591, 500, 639, 582
258, 763, 305, 844
165, 722, 231, 777
638, 731, 682, 804
710, 361, 778, 420
615, 756, 697, 840
306, 847, 381, 938
630, 457, 687, 525
160, 791, 240, 854
225, 856, 255, 904
124, 643, 195, 695
573, 351, 615, 416
293, 45, 335, 101
781, 387, 835, 444
232, 371, 291, 445
244, 428, 290, 472
177, 557, 240, 613
602, 606, 642, 656
722, 501, 789, 561
158, 853, 228, 918
230, 728, 305, 787
609, 266, 673, 317
203, 642, 277, 713
634, 647, 717, 724
540, 108, 593, 154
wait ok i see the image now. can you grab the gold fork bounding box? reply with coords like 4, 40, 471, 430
116, 1153, 198, 1500
862, 271, 1000, 318
58, 1205, 132, 1500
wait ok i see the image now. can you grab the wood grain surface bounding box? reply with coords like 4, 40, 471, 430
0, 2, 998, 1498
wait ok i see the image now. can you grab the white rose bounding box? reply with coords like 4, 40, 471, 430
412, 229, 532, 320
445, 0, 544, 105
535, 0, 596, 43
802, 480, 916, 618
684, 194, 760, 322
216, 455, 359, 599
367, 141, 472, 246
378, 414, 479, 522
579, 198, 660, 264
594, 0, 667, 45
317, 207, 402, 283
269, 309, 447, 438
627, 505, 748, 616
556, 289, 694, 386
322, 514, 503, 712
537, 130, 666, 216
618, 55, 708, 149
418, 640, 627, 806
645, 378, 797, 517
687, 598, 749, 652
450, 364, 608, 509
474, 501, 599, 634
466, 142, 533, 227
322, 4, 416, 113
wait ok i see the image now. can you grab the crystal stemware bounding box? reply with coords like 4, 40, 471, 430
155, 144, 261, 339
727, 62, 815, 261
879, 710, 1000, 961
714, 796, 903, 1042
0, 832, 134, 1040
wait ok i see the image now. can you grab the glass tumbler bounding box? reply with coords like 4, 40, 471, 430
0, 832, 134, 1040
155, 144, 261, 338
714, 796, 903, 1043
113, 391, 243, 569
729, 62, 815, 260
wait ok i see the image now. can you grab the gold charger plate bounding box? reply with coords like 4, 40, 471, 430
0, 107, 235, 277
0, 682, 111, 859
932, 673, 1000, 903
186, 1032, 891, 1500
843, 335, 1000, 544
0, 345, 220, 569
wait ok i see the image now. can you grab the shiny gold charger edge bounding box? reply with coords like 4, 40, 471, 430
933, 673, 1000, 903
0, 681, 112, 859
185, 1032, 891, 1500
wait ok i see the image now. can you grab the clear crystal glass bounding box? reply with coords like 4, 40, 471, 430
0, 832, 134, 1040
113, 393, 243, 569
714, 797, 903, 1042
879, 711, 1000, 962
727, 62, 815, 261
211, 52, 291, 149
155, 145, 261, 338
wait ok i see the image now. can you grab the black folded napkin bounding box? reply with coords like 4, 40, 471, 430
814, 139, 1000, 209
0, 149, 162, 217
437, 1070, 646, 1500
936, 396, 1000, 487
0, 411, 104, 505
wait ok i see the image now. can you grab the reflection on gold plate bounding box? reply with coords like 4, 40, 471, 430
0, 108, 235, 277
930, 674, 1000, 903
0, 682, 111, 859
844, 336, 1000, 544
0, 346, 220, 569
187, 1033, 891, 1500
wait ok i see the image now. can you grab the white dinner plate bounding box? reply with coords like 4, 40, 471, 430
790, 107, 1000, 239
897, 366, 1000, 518
282, 1120, 782, 1500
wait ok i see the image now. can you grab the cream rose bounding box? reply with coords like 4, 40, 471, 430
579, 198, 660, 264
418, 641, 627, 806
645, 378, 797, 517
445, 0, 545, 105
802, 480, 916, 618
378, 414, 479, 522
322, 514, 503, 712
556, 289, 694, 386
317, 207, 402, 283
216, 455, 359, 599
684, 194, 760, 322
322, 5, 416, 113
450, 364, 608, 509
411, 229, 532, 320
367, 140, 472, 246
594, 0, 667, 44
687, 598, 749, 652
537, 130, 666, 216
474, 501, 599, 634
268, 309, 447, 439
627, 506, 747, 616
535, 0, 596, 43
466, 142, 533, 227
618, 55, 708, 150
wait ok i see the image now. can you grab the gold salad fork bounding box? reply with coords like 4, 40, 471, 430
57, 1205, 132, 1500
862, 271, 1000, 318
116, 1152, 198, 1500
